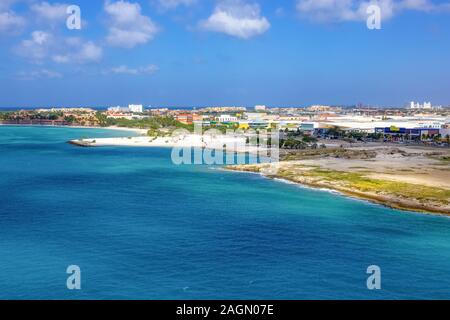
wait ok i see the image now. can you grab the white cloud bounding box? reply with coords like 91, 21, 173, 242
15, 30, 53, 62
295, 0, 447, 23
104, 0, 159, 48
52, 39, 103, 64
275, 7, 285, 17
52, 55, 70, 63
399, 0, 433, 10
31, 30, 51, 44
17, 69, 63, 80
109, 64, 159, 75
0, 10, 26, 34
200, 0, 270, 39
16, 31, 102, 64
31, 2, 88, 29
77, 41, 103, 63
156, 0, 198, 10
295, 0, 374, 22
0, 0, 20, 12
0, 0, 26, 35
31, 1, 69, 23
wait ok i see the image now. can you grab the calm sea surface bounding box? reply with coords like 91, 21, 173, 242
1, 126, 450, 299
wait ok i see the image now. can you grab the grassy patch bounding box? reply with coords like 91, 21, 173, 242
281, 148, 377, 161
284, 168, 450, 205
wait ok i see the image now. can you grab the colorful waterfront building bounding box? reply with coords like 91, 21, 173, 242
176, 114, 203, 125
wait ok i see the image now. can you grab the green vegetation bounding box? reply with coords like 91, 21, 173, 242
0, 112, 13, 120
64, 115, 77, 124
278, 130, 319, 150
301, 135, 318, 143
280, 138, 307, 149
437, 156, 450, 165
281, 147, 377, 161
101, 115, 258, 137
277, 168, 450, 205
318, 126, 385, 142
95, 112, 108, 126
1, 110, 95, 125
0, 110, 63, 121
95, 114, 195, 133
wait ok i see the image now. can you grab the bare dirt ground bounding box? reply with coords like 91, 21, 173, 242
297, 145, 450, 189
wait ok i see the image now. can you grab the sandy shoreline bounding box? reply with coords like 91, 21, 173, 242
248, 170, 446, 215
68, 133, 271, 155
226, 165, 450, 215
8, 124, 447, 216
0, 123, 148, 135
103, 126, 148, 135
225, 145, 450, 216
70, 134, 244, 148
69, 129, 450, 215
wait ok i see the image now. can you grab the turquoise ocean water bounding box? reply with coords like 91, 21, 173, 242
1, 126, 450, 299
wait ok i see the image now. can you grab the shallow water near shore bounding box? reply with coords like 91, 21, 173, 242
1, 126, 450, 299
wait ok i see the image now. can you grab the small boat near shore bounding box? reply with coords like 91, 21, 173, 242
68, 139, 97, 147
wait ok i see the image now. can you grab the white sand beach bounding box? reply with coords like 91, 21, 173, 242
70, 133, 251, 151
103, 126, 148, 135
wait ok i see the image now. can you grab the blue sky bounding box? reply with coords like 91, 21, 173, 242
0, 0, 450, 108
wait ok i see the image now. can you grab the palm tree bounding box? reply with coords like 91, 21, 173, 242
433, 134, 442, 143
421, 133, 427, 142
327, 126, 343, 139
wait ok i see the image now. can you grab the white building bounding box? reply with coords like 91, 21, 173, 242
217, 114, 238, 123
245, 112, 267, 121
128, 104, 144, 113
320, 114, 449, 133
255, 105, 267, 111
108, 106, 130, 113
410, 101, 433, 110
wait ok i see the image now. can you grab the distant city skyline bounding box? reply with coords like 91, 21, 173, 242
3, 102, 448, 111
1, 0, 450, 108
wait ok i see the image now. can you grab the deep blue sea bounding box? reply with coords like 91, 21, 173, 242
1, 126, 450, 299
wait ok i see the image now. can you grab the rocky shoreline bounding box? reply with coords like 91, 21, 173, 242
225, 145, 450, 216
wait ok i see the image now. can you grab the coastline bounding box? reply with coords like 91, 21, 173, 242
224, 163, 450, 216
4, 124, 450, 300
67, 134, 267, 155
5, 124, 449, 216
65, 127, 450, 216
0, 123, 148, 135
